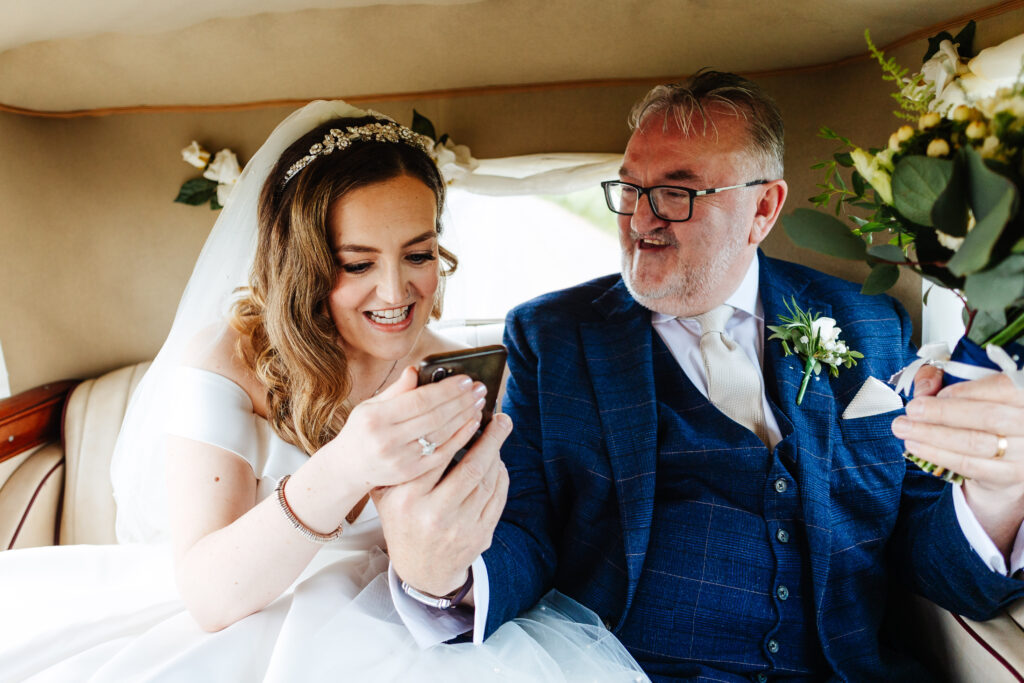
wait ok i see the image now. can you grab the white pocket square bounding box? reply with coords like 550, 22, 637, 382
842, 377, 905, 419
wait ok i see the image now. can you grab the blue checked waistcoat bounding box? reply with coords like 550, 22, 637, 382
482, 255, 1024, 681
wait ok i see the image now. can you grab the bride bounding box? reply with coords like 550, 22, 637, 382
0, 100, 647, 682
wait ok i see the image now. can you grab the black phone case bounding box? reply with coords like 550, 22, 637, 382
417, 344, 508, 472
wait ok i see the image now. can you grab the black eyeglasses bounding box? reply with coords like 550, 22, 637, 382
600, 179, 769, 222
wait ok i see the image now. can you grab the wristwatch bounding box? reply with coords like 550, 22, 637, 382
400, 568, 474, 610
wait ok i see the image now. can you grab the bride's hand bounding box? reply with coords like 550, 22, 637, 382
319, 366, 486, 489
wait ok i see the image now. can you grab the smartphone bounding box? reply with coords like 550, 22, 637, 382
417, 344, 508, 473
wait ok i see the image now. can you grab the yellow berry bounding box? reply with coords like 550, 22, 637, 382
926, 138, 950, 157
919, 112, 942, 130
965, 120, 987, 139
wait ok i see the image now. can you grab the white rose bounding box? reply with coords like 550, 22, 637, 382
920, 39, 965, 99
203, 149, 241, 185
850, 148, 894, 205
933, 82, 969, 114
811, 317, 840, 345
800, 335, 809, 344
216, 182, 235, 208
432, 138, 478, 185
181, 141, 210, 169
965, 34, 1024, 99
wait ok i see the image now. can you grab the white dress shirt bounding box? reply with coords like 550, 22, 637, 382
390, 253, 1024, 647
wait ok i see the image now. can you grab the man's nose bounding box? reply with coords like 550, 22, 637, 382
630, 192, 668, 234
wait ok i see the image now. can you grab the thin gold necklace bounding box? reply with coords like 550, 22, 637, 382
372, 359, 400, 396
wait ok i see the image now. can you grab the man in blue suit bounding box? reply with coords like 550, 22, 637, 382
381, 71, 1024, 680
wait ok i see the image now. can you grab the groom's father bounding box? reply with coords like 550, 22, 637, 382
380, 71, 1024, 680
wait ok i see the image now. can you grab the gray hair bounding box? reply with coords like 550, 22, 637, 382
629, 70, 785, 179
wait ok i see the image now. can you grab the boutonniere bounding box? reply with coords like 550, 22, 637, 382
767, 298, 864, 405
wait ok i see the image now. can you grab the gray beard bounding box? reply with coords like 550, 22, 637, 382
620, 240, 743, 316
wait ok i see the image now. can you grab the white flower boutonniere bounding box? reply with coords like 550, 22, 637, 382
767, 298, 864, 405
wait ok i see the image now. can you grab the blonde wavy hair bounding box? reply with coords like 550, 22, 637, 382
232, 115, 457, 454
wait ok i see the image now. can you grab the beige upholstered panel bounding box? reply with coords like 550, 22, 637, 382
912, 595, 1024, 682
59, 362, 149, 545
1011, 600, 1024, 631
0, 444, 64, 549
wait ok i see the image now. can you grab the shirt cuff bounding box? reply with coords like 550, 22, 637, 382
951, 484, 1024, 575
387, 556, 490, 648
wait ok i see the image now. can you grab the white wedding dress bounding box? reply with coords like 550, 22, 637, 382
0, 368, 647, 683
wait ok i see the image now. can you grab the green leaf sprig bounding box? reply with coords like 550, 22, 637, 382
767, 298, 864, 405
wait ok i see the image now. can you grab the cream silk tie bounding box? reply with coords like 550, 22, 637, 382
694, 305, 770, 446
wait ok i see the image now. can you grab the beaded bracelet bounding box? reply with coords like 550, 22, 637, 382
274, 474, 345, 543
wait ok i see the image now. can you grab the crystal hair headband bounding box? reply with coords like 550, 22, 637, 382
282, 119, 435, 185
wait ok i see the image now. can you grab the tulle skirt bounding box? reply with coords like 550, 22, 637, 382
0, 544, 648, 682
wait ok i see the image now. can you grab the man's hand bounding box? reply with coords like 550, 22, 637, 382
892, 372, 1024, 556
373, 413, 512, 598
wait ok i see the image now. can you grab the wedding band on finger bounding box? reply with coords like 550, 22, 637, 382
993, 435, 1009, 460
417, 436, 439, 456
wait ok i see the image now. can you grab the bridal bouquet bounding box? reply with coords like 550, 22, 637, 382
782, 22, 1024, 480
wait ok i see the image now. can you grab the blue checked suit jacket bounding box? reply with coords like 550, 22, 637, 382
482, 255, 1024, 680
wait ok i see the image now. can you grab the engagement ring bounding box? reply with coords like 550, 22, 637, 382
417, 436, 439, 456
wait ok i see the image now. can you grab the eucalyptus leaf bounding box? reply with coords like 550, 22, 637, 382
174, 178, 218, 206
867, 244, 905, 262
852, 171, 866, 198
411, 109, 437, 141
963, 254, 1024, 314
953, 20, 977, 59
861, 263, 900, 295
967, 307, 1008, 345
946, 147, 1019, 276
782, 209, 867, 260
924, 31, 954, 62
931, 151, 968, 237
892, 156, 954, 227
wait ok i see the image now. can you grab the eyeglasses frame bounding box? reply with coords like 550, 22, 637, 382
600, 179, 770, 222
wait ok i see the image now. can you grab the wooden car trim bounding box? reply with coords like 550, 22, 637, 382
0, 380, 80, 464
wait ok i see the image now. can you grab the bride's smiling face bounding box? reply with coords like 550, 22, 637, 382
327, 174, 440, 365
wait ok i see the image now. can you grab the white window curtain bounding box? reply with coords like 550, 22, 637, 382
443, 152, 622, 196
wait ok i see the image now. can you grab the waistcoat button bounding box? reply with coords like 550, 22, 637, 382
767, 638, 780, 654
776, 528, 790, 543
774, 478, 788, 493
776, 585, 789, 600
